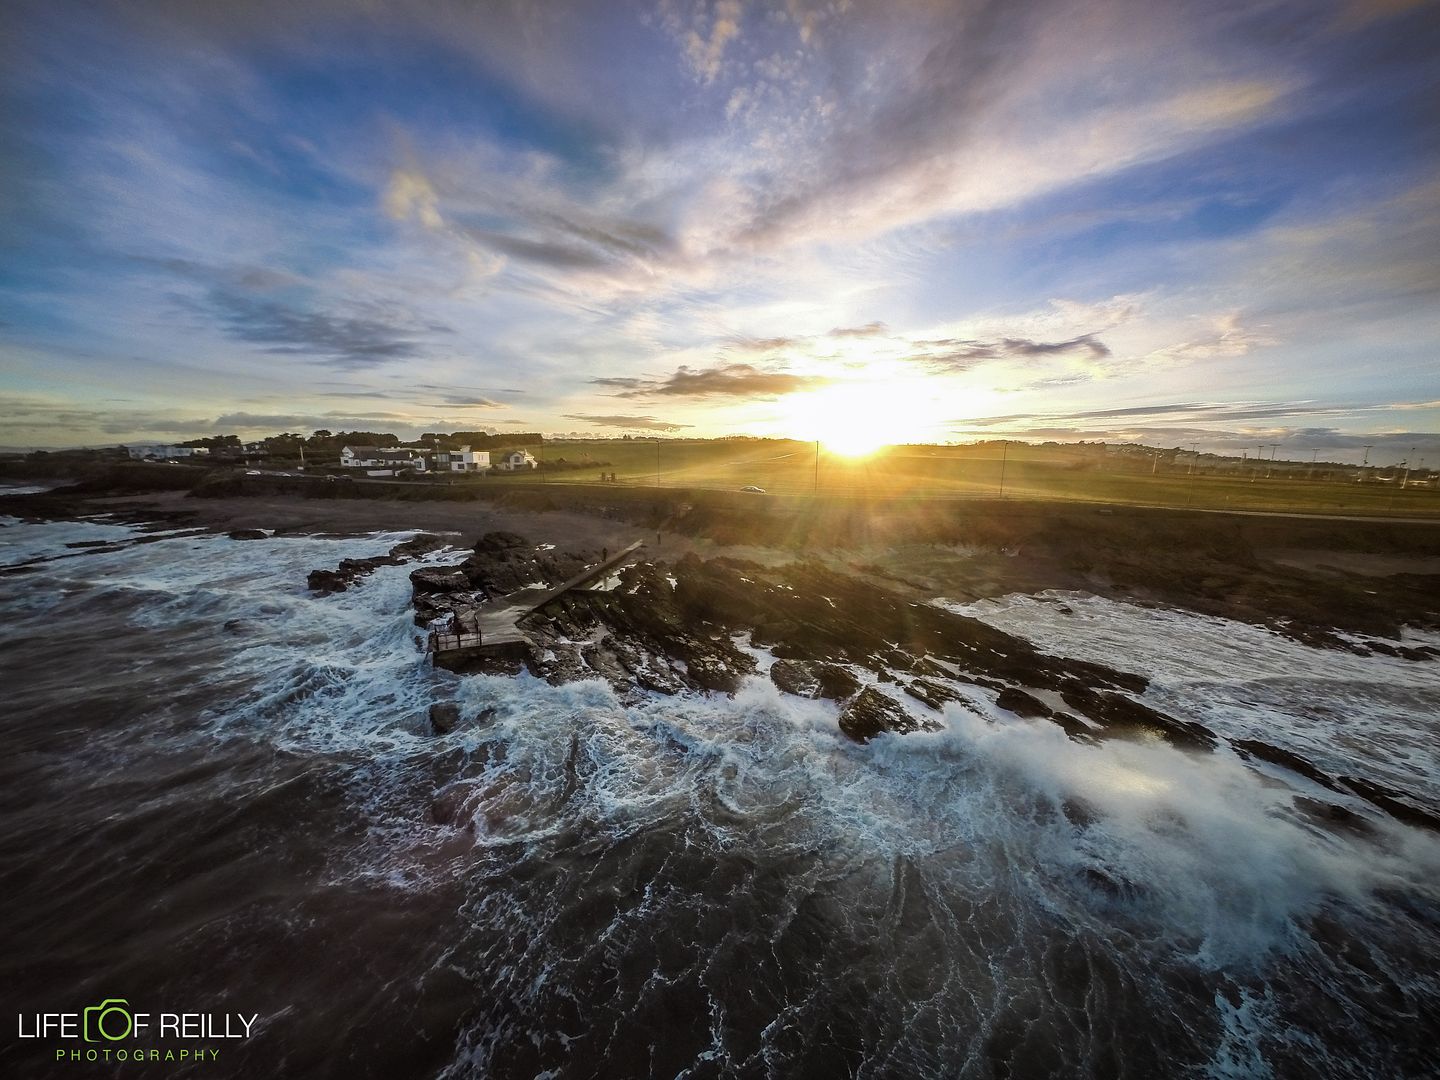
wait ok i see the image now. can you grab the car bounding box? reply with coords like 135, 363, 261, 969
740, 485, 766, 493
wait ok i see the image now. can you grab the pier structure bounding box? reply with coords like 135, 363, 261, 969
429, 540, 645, 664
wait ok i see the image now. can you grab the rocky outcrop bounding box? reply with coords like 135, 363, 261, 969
770, 659, 821, 697
995, 687, 1052, 718
307, 533, 451, 595
409, 537, 1223, 753
838, 687, 940, 742
227, 528, 268, 540
429, 701, 461, 734
1059, 686, 1216, 751
769, 659, 861, 700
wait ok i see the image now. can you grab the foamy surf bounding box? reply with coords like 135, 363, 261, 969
1, 523, 1436, 1078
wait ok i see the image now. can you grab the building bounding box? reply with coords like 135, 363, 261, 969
126, 445, 210, 460
442, 446, 490, 472
340, 445, 428, 471
494, 448, 538, 472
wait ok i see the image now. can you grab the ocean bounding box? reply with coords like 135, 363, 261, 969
2, 508, 1438, 1078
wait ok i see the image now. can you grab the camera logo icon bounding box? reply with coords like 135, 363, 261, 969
83, 999, 133, 1043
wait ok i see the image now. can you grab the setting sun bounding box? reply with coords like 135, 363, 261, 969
777, 375, 950, 456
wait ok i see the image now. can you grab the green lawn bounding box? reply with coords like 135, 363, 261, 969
469, 439, 1439, 518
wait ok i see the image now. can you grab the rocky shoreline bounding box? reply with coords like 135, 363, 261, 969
314, 528, 1440, 837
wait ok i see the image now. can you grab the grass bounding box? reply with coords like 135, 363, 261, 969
489, 439, 1440, 518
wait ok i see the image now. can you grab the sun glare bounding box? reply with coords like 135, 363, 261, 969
779, 376, 947, 456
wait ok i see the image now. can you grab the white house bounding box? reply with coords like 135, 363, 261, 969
494, 448, 538, 472
444, 446, 491, 472
126, 445, 209, 460
340, 445, 428, 471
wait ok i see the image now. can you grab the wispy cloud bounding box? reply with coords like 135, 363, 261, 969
2, 0, 1436, 446
561, 413, 693, 431
594, 362, 830, 399
912, 333, 1112, 372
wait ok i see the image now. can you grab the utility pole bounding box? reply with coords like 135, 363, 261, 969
1151, 448, 1159, 476
1361, 444, 1372, 467
655, 438, 660, 489
1187, 443, 1198, 476
813, 440, 820, 494
998, 440, 1009, 500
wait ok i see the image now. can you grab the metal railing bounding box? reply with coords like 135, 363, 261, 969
428, 629, 483, 653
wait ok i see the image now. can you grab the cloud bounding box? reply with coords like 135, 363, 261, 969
729, 335, 803, 352
137, 257, 447, 367
593, 362, 830, 399
912, 333, 1111, 371
958, 399, 1440, 439
0, 395, 453, 441
209, 411, 417, 429
201, 290, 438, 367
678, 0, 744, 83
421, 395, 507, 408
1145, 313, 1277, 364
828, 321, 888, 338
561, 413, 693, 431
383, 169, 443, 229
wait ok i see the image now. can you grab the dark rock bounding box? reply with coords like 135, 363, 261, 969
1291, 796, 1376, 837
770, 659, 821, 697
228, 528, 268, 540
475, 531, 528, 552
838, 687, 939, 743
686, 653, 745, 694
310, 535, 449, 595
306, 568, 349, 595
905, 677, 965, 711
1061, 797, 1099, 827
995, 687, 1053, 718
429, 701, 461, 734
392, 533, 449, 558
813, 662, 861, 700
1061, 686, 1216, 751
1340, 775, 1440, 833
410, 566, 472, 593
1232, 739, 1344, 792
1046, 711, 1099, 742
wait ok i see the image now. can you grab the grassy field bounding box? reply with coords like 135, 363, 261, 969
490, 439, 1440, 518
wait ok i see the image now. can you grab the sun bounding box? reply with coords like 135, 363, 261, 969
778, 375, 944, 456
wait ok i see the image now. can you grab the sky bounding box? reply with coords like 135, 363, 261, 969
1, 0, 1437, 463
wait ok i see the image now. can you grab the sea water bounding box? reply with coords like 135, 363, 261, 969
1, 518, 1437, 1078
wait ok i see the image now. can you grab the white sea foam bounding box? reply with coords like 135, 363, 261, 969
941, 591, 1440, 794
5, 524, 1438, 1077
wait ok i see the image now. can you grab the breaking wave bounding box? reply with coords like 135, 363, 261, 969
1, 521, 1437, 1078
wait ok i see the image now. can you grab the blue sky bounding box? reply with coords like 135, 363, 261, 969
1, 0, 1437, 463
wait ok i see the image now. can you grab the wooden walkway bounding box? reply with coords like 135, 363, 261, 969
430, 540, 645, 660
